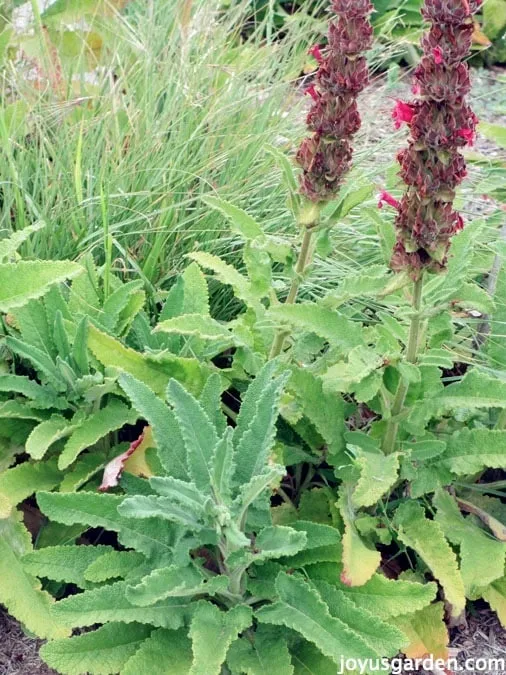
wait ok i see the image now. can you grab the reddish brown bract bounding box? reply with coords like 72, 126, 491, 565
296, 0, 373, 202
389, 0, 481, 276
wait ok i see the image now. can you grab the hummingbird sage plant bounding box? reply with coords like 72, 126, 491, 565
380, 0, 482, 454
270, 0, 374, 358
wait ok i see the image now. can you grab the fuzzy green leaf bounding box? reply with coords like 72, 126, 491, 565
443, 429, 506, 476
41, 622, 152, 675
0, 513, 69, 639
84, 549, 145, 583
351, 446, 400, 509
23, 544, 113, 588
233, 372, 287, 485
166, 379, 218, 492
37, 491, 174, 558
59, 399, 135, 469
202, 195, 264, 240
211, 428, 235, 502
26, 415, 78, 460
88, 324, 208, 397
339, 486, 380, 587
52, 579, 193, 629
256, 573, 376, 664
407, 371, 506, 432
227, 625, 294, 675
126, 565, 220, 606
0, 260, 82, 312
395, 502, 466, 618
0, 459, 61, 517
119, 373, 188, 481
189, 602, 252, 675
268, 303, 363, 350
122, 628, 193, 675
434, 490, 506, 595
188, 251, 258, 310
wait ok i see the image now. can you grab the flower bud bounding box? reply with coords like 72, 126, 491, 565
297, 1, 373, 202
386, 0, 480, 276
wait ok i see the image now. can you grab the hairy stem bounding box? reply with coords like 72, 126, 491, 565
269, 224, 316, 359
383, 274, 424, 455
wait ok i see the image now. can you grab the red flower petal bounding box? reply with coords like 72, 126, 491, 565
308, 44, 324, 64
392, 100, 415, 129
378, 190, 401, 210
305, 84, 320, 101
433, 45, 444, 64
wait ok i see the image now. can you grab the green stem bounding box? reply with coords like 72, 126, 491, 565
383, 274, 424, 455
269, 225, 316, 359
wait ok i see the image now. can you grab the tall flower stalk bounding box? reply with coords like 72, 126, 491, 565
270, 0, 374, 359
382, 0, 482, 454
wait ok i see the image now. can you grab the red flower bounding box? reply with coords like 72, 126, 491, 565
433, 45, 443, 64
392, 100, 415, 129
378, 190, 401, 210
305, 84, 320, 101
455, 127, 475, 145
308, 44, 324, 64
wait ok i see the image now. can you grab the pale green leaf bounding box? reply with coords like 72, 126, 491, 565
41, 622, 152, 675
443, 429, 506, 476
52, 579, 192, 629
37, 491, 174, 558
188, 251, 258, 309
23, 544, 113, 588
166, 378, 218, 492
256, 573, 376, 664
202, 195, 263, 240
0, 459, 61, 518
84, 549, 145, 583
339, 486, 380, 587
122, 628, 192, 675
227, 625, 294, 675
0, 513, 69, 639
26, 415, 77, 460
395, 502, 466, 619
189, 602, 252, 675
0, 261, 82, 312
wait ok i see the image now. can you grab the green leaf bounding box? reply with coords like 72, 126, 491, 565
84, 549, 146, 583
289, 368, 346, 464
328, 184, 374, 221
443, 428, 506, 475
407, 370, 506, 432
189, 602, 252, 675
211, 428, 235, 502
0, 260, 82, 312
155, 313, 236, 345
5, 336, 61, 388
395, 502, 466, 619
350, 445, 400, 508
291, 641, 336, 675
118, 494, 204, 530
309, 566, 437, 619
268, 303, 363, 350
482, 575, 506, 628
393, 602, 449, 660
198, 372, 227, 436
122, 628, 193, 675
59, 399, 135, 469
181, 262, 210, 315
234, 465, 285, 525
227, 625, 294, 675
322, 346, 384, 401
0, 459, 62, 518
37, 491, 174, 558
126, 565, 207, 606
311, 580, 407, 656
339, 485, 380, 587
166, 378, 218, 492
119, 373, 188, 481
256, 573, 376, 664
202, 195, 264, 240
88, 324, 207, 397
26, 415, 77, 460
0, 221, 45, 262
233, 360, 278, 450
41, 622, 152, 675
433, 490, 506, 595
188, 251, 258, 310
0, 513, 69, 639
51, 579, 192, 629
0, 374, 59, 407
100, 280, 144, 333
23, 544, 113, 588
233, 372, 288, 485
